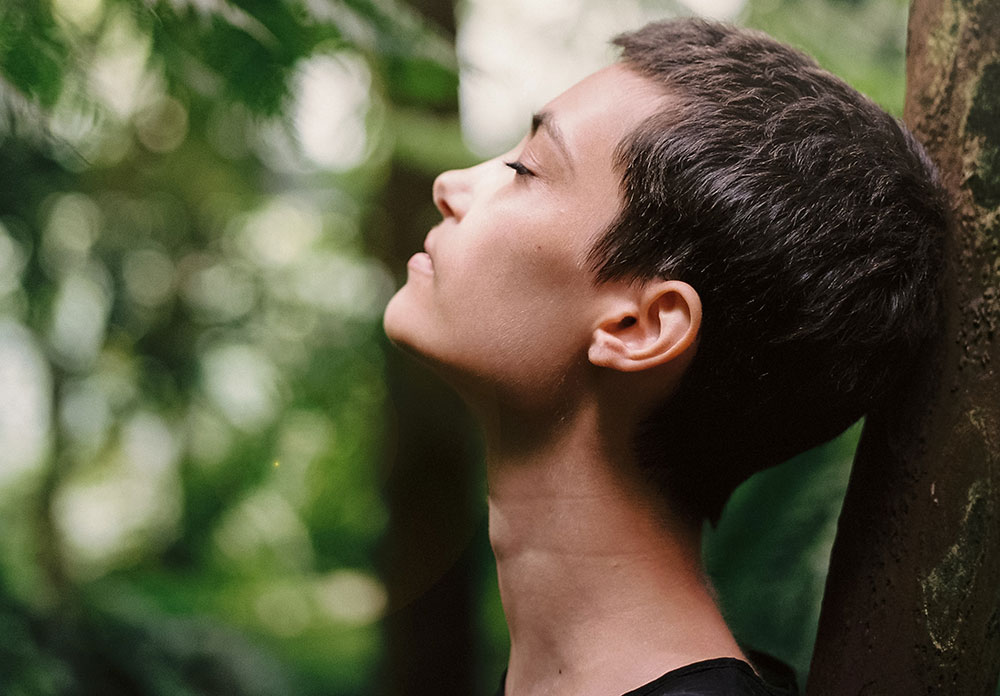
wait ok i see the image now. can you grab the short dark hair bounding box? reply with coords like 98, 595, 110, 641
589, 19, 948, 523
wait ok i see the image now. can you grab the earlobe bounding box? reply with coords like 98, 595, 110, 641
588, 280, 701, 373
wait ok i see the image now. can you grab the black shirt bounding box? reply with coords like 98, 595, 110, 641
495, 657, 797, 696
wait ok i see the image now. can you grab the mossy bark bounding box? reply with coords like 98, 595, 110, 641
808, 0, 1000, 693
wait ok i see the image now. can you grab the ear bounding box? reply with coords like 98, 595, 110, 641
588, 280, 701, 372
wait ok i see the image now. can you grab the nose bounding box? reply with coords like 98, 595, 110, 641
432, 167, 472, 221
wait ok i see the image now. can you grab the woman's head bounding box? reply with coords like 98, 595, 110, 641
385, 18, 948, 521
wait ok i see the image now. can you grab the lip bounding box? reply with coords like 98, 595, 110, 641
407, 251, 433, 275
423, 230, 437, 259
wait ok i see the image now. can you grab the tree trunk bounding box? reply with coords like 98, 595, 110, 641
808, 1, 1000, 694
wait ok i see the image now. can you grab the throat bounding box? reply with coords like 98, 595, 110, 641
486, 429, 745, 695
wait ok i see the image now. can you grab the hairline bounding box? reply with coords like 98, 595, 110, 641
587, 64, 691, 285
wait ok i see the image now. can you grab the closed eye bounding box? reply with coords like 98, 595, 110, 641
504, 160, 534, 177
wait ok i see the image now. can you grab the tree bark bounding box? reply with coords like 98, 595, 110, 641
808, 0, 1000, 694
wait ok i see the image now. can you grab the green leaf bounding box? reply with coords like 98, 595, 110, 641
0, 3, 68, 108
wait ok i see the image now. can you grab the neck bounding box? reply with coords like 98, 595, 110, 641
485, 403, 745, 696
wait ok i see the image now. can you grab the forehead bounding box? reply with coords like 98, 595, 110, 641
541, 64, 666, 171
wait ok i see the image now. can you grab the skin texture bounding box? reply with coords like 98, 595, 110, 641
384, 64, 745, 696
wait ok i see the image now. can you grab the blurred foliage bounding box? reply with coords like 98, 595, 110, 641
704, 424, 860, 691
0, 0, 917, 694
0, 0, 458, 693
741, 0, 909, 115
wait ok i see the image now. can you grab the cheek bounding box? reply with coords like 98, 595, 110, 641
469, 210, 590, 290
447, 245, 594, 366
455, 230, 587, 317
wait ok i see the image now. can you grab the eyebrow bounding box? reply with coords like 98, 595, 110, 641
531, 110, 574, 173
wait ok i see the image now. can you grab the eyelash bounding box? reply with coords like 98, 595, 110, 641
504, 160, 534, 177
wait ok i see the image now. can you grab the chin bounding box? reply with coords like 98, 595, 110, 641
382, 289, 412, 346
382, 291, 468, 390
383, 287, 435, 358
383, 287, 495, 401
